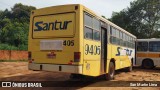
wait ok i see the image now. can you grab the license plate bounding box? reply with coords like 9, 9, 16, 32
40, 40, 63, 50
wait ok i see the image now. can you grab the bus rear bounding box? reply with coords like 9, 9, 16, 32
28, 4, 83, 74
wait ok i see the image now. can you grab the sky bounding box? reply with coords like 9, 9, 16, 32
0, 0, 135, 18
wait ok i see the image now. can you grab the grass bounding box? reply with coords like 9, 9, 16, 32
0, 60, 27, 62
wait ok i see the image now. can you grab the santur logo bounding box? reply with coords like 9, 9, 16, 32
34, 20, 72, 31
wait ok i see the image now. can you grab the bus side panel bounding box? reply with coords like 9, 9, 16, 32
83, 61, 100, 76
111, 45, 121, 69
119, 47, 135, 68
137, 52, 160, 67
106, 44, 112, 73
83, 40, 101, 76
79, 4, 84, 65
110, 45, 133, 70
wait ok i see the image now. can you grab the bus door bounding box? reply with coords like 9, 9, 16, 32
101, 27, 107, 73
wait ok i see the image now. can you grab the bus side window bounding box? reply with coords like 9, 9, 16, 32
110, 26, 112, 43
84, 12, 100, 41
93, 18, 100, 41
149, 41, 160, 52
84, 13, 93, 39
119, 31, 123, 46
84, 27, 93, 39
84, 13, 92, 27
116, 29, 120, 45
137, 42, 148, 51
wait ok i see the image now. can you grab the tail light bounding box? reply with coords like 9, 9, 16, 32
74, 52, 81, 62
28, 52, 34, 63
29, 60, 32, 63
28, 52, 32, 63
68, 60, 73, 65
28, 51, 32, 60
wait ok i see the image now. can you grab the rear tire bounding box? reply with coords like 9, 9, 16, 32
105, 62, 115, 80
142, 59, 154, 69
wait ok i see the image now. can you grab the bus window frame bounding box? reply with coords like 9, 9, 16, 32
84, 12, 101, 42
137, 41, 148, 52
149, 41, 160, 52
109, 25, 136, 49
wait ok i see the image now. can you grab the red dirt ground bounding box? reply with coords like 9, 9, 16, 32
0, 62, 159, 90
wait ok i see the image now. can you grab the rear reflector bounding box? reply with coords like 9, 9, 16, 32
74, 52, 81, 62
29, 60, 32, 63
29, 59, 34, 63
68, 60, 73, 65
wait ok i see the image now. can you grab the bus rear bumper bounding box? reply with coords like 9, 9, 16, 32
28, 63, 83, 74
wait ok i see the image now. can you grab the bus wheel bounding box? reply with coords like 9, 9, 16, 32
106, 62, 115, 80
142, 59, 154, 69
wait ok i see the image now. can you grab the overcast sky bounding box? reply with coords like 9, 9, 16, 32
0, 0, 135, 18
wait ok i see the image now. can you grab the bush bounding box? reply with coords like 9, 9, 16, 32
0, 44, 28, 50
18, 44, 28, 51
0, 44, 18, 50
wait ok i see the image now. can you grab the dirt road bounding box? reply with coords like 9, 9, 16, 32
0, 62, 159, 90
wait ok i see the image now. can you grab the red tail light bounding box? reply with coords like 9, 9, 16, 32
28, 51, 32, 60
68, 60, 73, 65
29, 60, 32, 63
74, 52, 81, 62
29, 59, 34, 63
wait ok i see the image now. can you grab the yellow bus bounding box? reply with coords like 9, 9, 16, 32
136, 39, 160, 69
28, 4, 136, 80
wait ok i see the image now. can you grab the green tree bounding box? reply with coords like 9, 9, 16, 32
0, 3, 36, 50
110, 0, 160, 38
11, 3, 36, 22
